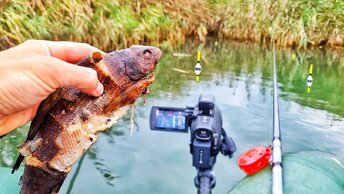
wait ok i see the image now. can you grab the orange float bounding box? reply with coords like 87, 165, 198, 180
238, 146, 271, 175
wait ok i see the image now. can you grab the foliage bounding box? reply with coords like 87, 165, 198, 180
220, 0, 344, 49
0, 0, 214, 51
1, 0, 343, 50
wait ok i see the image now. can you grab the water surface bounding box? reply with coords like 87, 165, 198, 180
1, 41, 344, 194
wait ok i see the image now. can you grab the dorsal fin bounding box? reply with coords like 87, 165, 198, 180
104, 83, 142, 113
12, 89, 62, 173
27, 89, 62, 141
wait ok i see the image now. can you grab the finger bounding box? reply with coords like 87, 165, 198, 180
43, 40, 103, 63
47, 57, 104, 96
1, 40, 103, 64
16, 39, 101, 63
0, 107, 35, 136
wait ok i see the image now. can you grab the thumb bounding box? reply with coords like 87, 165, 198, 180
43, 57, 104, 96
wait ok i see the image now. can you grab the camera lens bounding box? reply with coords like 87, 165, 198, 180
195, 129, 212, 140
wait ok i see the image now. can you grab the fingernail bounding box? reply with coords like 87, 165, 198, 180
95, 82, 104, 96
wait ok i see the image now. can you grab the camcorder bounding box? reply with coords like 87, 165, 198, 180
150, 95, 237, 194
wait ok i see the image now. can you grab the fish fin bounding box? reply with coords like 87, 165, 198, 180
27, 89, 62, 140
12, 89, 62, 172
11, 155, 24, 174
104, 87, 137, 113
90, 51, 104, 64
75, 51, 103, 67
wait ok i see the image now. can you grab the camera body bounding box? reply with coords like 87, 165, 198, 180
150, 95, 236, 193
150, 95, 235, 159
188, 95, 222, 169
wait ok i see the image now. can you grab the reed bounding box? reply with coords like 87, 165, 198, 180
1, 0, 344, 50
219, 0, 344, 49
0, 0, 214, 51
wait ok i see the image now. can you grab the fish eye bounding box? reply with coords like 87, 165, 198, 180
143, 49, 152, 60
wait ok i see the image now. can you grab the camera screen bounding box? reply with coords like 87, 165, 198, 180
155, 109, 186, 131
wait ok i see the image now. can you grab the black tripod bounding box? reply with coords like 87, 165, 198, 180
191, 127, 236, 194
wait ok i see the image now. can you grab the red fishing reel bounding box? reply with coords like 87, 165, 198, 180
238, 146, 271, 175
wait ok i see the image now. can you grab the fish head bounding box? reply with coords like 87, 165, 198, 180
116, 45, 161, 95
102, 46, 162, 111
123, 45, 162, 81
104, 45, 162, 85
120, 45, 161, 100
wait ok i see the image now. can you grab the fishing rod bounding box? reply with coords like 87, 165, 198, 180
271, 44, 283, 194
237, 45, 283, 194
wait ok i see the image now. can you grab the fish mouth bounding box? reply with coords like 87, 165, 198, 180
155, 49, 162, 64
138, 72, 155, 96
138, 69, 156, 82
145, 72, 156, 82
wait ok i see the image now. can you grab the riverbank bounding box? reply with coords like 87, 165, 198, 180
0, 0, 214, 51
1, 0, 344, 50
220, 0, 344, 50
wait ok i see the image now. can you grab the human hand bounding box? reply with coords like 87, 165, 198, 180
0, 40, 104, 136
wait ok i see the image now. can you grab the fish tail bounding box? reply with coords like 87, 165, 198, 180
12, 154, 24, 174
20, 164, 67, 194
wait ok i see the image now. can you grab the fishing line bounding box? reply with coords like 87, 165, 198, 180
266, 48, 274, 147
66, 153, 86, 194
267, 79, 273, 147
130, 104, 135, 136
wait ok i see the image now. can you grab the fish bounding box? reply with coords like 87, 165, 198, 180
12, 45, 162, 194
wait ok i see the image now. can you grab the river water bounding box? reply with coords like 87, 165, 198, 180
1, 41, 344, 194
